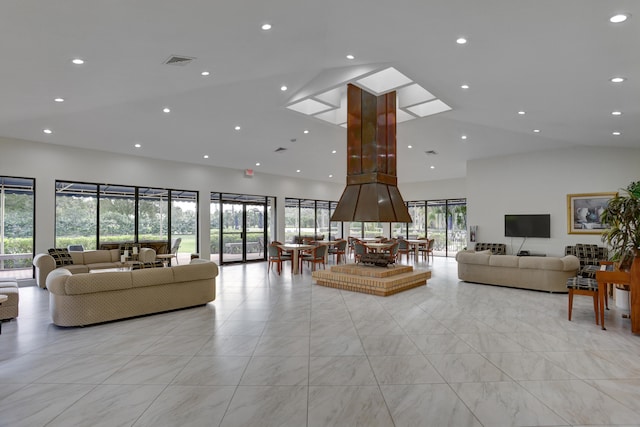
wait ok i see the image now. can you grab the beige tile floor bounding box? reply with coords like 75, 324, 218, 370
1, 257, 640, 426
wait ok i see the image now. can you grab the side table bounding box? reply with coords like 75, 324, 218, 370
0, 294, 7, 334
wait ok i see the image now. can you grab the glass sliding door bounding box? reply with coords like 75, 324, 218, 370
0, 177, 35, 279
245, 204, 266, 261
426, 198, 467, 257
210, 194, 221, 263
218, 193, 268, 264
221, 201, 243, 262
172, 190, 198, 265
427, 200, 447, 256
447, 199, 467, 256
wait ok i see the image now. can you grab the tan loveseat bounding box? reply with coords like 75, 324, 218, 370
33, 248, 156, 288
456, 250, 579, 292
46, 260, 218, 327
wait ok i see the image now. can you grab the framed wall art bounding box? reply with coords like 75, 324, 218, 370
567, 192, 617, 234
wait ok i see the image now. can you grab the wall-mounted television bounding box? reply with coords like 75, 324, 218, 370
504, 214, 550, 238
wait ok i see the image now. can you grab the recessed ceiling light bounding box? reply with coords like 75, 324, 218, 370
408, 145, 413, 149
430, 165, 435, 169
71, 58, 84, 65
460, 84, 469, 89
612, 131, 621, 136
255, 162, 260, 166
296, 169, 301, 173
518, 111, 526, 115
610, 77, 626, 83
134, 143, 142, 148
280, 85, 288, 91
203, 154, 209, 159
456, 37, 467, 44
610, 13, 630, 23
329, 174, 333, 178
201, 71, 210, 76
162, 107, 171, 113
303, 130, 309, 134
43, 128, 52, 134
261, 23, 272, 30
54, 97, 65, 102
611, 111, 623, 116
346, 54, 355, 60
234, 125, 241, 130
533, 129, 541, 133
332, 150, 337, 154
461, 135, 468, 140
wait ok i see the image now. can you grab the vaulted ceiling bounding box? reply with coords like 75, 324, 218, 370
1, 0, 638, 183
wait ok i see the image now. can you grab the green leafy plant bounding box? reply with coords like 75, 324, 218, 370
600, 181, 640, 260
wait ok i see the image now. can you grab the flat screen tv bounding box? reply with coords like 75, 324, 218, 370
504, 214, 550, 238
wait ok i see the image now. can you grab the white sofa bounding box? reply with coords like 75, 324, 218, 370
46, 259, 218, 327
33, 248, 156, 289
456, 250, 580, 293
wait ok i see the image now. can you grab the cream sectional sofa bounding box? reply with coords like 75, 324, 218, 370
46, 259, 218, 326
33, 248, 156, 288
456, 250, 580, 293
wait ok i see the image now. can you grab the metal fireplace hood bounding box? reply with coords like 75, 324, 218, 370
331, 84, 412, 223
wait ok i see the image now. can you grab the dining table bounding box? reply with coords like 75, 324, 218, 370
364, 242, 394, 253
405, 239, 429, 262
278, 243, 315, 274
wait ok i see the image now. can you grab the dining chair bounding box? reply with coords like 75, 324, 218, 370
156, 237, 181, 266
387, 242, 399, 264
419, 238, 435, 262
353, 241, 367, 264
329, 239, 347, 264
268, 243, 292, 275
301, 244, 328, 271
397, 239, 410, 262
566, 276, 600, 325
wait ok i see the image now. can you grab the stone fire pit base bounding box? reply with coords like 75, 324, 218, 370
312, 264, 430, 296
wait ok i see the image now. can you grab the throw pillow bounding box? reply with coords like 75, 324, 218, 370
48, 248, 74, 267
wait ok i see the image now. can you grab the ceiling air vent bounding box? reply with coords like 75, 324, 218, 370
163, 55, 196, 66
425, 150, 438, 155
274, 147, 287, 153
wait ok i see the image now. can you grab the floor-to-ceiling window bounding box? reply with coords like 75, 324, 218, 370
55, 181, 198, 260
0, 176, 35, 279
285, 198, 342, 242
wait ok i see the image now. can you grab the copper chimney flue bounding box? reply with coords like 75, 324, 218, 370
331, 84, 412, 223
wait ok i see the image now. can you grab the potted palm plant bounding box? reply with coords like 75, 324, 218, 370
600, 181, 640, 334
600, 181, 640, 262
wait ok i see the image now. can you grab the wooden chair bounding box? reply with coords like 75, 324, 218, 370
567, 276, 600, 325
419, 238, 435, 262
301, 244, 328, 271
386, 242, 399, 264
353, 241, 367, 264
397, 239, 411, 262
328, 239, 347, 264
268, 243, 292, 275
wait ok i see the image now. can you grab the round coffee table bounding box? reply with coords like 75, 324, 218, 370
0, 294, 7, 335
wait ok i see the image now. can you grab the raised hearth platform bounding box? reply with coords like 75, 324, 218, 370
312, 264, 430, 296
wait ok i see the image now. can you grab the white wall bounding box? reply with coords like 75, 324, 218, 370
0, 137, 344, 255
4, 137, 639, 260
467, 146, 640, 256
